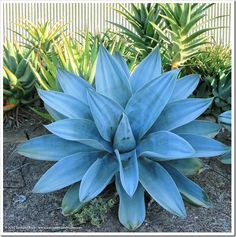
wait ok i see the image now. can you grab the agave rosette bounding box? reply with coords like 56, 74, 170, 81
17, 46, 229, 230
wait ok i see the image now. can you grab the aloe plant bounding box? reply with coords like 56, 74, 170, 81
14, 19, 67, 53
80, 30, 138, 73
3, 40, 36, 112
12, 19, 67, 96
28, 33, 98, 92
151, 3, 226, 68
115, 3, 225, 69
17, 46, 229, 230
30, 30, 137, 91
111, 3, 167, 60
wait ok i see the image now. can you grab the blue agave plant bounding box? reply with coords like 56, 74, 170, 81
219, 110, 231, 132
17, 46, 229, 230
218, 110, 231, 164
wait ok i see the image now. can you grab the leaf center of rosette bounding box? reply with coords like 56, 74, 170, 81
113, 113, 136, 153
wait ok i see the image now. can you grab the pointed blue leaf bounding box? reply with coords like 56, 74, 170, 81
130, 48, 162, 92
219, 110, 231, 125
116, 175, 145, 230
95, 45, 132, 107
113, 51, 130, 78
150, 98, 213, 133
126, 69, 179, 140
44, 104, 66, 121
32, 151, 103, 193
172, 120, 221, 138
162, 163, 212, 208
169, 74, 200, 103
219, 150, 231, 164
17, 134, 97, 161
113, 113, 136, 152
45, 119, 112, 152
38, 89, 91, 120
62, 182, 86, 216
137, 131, 195, 160
57, 68, 94, 103
139, 157, 186, 217
115, 149, 139, 197
87, 90, 123, 142
79, 154, 118, 202
165, 158, 203, 177
179, 134, 230, 157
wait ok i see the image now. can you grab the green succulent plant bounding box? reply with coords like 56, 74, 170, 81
28, 30, 137, 121
212, 70, 231, 113
111, 3, 166, 59
3, 40, 36, 112
184, 44, 231, 115
71, 196, 117, 227
115, 3, 225, 69
185, 44, 231, 76
17, 46, 229, 230
30, 30, 137, 92
151, 3, 226, 68
14, 19, 67, 53
193, 71, 231, 116
218, 110, 231, 164
80, 30, 138, 73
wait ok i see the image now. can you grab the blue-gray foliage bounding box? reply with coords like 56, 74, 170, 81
218, 110, 231, 164
17, 46, 229, 230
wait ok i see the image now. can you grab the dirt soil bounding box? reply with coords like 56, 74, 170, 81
3, 117, 231, 233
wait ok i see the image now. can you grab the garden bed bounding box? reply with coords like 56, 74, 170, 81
3, 116, 231, 232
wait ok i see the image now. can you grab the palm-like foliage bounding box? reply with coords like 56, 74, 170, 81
17, 47, 228, 230
3, 40, 36, 111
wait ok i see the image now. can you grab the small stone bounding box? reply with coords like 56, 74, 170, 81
13, 194, 27, 204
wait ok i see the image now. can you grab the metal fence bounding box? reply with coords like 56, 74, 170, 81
3, 2, 232, 46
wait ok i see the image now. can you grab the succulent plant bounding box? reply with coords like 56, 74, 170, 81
17, 46, 229, 230
212, 70, 231, 114
184, 44, 231, 115
219, 110, 231, 132
111, 3, 166, 59
114, 3, 226, 70
151, 3, 225, 69
15, 19, 66, 53
218, 110, 231, 164
3, 40, 36, 112
30, 30, 136, 92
